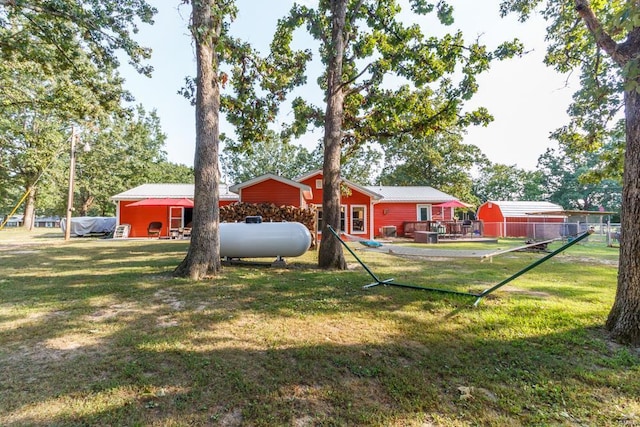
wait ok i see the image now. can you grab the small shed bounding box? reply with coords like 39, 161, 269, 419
477, 201, 565, 238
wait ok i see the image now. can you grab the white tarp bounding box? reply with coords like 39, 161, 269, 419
60, 216, 116, 236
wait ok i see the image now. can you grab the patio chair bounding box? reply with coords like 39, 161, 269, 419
180, 227, 192, 238
147, 221, 162, 238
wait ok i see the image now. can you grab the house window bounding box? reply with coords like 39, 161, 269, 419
315, 179, 322, 189
317, 206, 345, 232
417, 204, 431, 221
351, 205, 366, 234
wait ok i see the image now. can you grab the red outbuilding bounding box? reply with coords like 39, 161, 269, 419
112, 183, 238, 238
476, 201, 566, 238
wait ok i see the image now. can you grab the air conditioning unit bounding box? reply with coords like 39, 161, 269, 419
380, 225, 397, 237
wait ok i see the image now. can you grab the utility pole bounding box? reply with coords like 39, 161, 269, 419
64, 128, 78, 241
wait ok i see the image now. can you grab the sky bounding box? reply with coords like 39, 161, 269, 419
120, 1, 578, 172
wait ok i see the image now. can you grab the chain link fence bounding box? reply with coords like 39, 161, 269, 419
481, 221, 620, 245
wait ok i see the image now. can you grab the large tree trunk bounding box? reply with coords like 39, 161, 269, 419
606, 86, 640, 345
21, 183, 36, 231
318, 0, 347, 270
174, 0, 221, 280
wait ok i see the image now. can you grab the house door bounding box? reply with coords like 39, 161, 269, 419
417, 204, 431, 221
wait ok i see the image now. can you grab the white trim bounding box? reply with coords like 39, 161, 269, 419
369, 201, 375, 238
316, 205, 346, 233
416, 204, 432, 221
340, 204, 346, 232
169, 207, 184, 231
350, 204, 367, 234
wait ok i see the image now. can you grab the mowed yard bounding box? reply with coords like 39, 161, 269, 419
0, 228, 638, 426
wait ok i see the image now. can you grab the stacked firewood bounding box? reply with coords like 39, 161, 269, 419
220, 202, 317, 248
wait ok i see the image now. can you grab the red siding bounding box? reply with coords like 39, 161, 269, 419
299, 172, 374, 239
373, 203, 416, 236
373, 202, 453, 237
477, 202, 505, 222
477, 202, 565, 237
432, 206, 455, 221
299, 174, 323, 206
239, 179, 303, 207
119, 202, 172, 238
119, 199, 230, 238
477, 202, 505, 237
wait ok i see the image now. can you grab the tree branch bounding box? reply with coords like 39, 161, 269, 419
340, 62, 374, 95
574, 0, 627, 66
344, 0, 367, 50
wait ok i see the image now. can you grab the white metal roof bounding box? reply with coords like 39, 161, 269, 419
111, 179, 457, 205
366, 186, 458, 203
485, 201, 565, 217
110, 183, 239, 201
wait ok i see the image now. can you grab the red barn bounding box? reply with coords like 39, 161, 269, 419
477, 201, 565, 238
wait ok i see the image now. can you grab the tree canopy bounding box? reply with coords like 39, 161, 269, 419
500, 0, 640, 344
379, 131, 486, 204
0, 0, 192, 227
273, 0, 522, 268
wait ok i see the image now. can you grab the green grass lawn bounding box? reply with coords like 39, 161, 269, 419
0, 228, 637, 426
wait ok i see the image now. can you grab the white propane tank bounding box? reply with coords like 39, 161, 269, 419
219, 222, 312, 258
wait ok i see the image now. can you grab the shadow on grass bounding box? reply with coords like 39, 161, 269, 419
0, 240, 633, 425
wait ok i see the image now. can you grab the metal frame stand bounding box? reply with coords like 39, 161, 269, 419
327, 226, 593, 306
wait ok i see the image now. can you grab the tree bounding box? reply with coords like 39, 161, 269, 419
173, 0, 229, 279
473, 162, 543, 202
220, 131, 320, 184
175, 1, 308, 279
501, 0, 640, 344
276, 0, 522, 268
0, 0, 155, 227
378, 130, 487, 203
0, 56, 76, 228
536, 147, 622, 212
0, 1, 155, 77
69, 107, 172, 216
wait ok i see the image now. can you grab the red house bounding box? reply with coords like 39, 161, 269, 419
295, 170, 384, 240
365, 186, 459, 237
477, 201, 565, 238
111, 171, 463, 240
294, 171, 462, 239
229, 173, 312, 207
